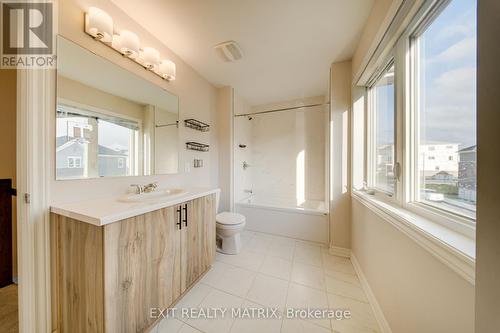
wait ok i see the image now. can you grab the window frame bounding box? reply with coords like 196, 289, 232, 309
404, 0, 476, 230
366, 57, 399, 201
358, 0, 476, 237
57, 99, 143, 179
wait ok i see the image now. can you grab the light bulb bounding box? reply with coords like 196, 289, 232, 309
86, 7, 113, 43
142, 47, 160, 70
159, 59, 176, 81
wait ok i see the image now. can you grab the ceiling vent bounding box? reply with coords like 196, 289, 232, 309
214, 41, 243, 62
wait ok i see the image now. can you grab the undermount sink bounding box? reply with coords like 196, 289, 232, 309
119, 188, 186, 203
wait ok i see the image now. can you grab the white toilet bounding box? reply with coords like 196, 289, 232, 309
216, 212, 246, 254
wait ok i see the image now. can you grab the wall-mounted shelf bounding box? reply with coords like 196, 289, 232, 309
156, 121, 179, 128
184, 119, 210, 132
186, 142, 209, 152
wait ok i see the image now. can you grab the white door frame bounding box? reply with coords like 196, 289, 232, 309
16, 69, 53, 332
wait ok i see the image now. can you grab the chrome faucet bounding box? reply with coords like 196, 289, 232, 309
130, 184, 144, 194
143, 182, 158, 193
130, 182, 158, 194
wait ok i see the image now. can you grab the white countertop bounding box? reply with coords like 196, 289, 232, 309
50, 187, 220, 226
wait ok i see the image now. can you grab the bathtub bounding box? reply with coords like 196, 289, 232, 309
235, 195, 329, 244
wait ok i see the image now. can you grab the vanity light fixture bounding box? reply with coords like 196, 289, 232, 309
116, 30, 140, 58
159, 59, 176, 81
142, 47, 160, 70
85, 7, 113, 42
84, 7, 176, 82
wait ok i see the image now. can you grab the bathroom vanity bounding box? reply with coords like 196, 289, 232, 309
50, 188, 219, 333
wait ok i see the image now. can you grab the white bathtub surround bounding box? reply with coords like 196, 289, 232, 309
233, 93, 253, 203
150, 231, 380, 333
232, 96, 330, 243
236, 195, 328, 244
233, 96, 328, 202
50, 187, 220, 225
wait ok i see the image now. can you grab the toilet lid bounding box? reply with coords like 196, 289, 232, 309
216, 212, 246, 225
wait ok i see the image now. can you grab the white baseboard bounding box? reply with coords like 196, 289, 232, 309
351, 253, 393, 333
328, 245, 351, 258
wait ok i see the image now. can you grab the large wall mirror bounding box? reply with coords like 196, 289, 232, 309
55, 36, 179, 180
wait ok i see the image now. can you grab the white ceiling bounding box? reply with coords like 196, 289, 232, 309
110, 0, 374, 106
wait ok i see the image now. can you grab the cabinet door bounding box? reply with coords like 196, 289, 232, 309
104, 206, 181, 333
180, 194, 216, 292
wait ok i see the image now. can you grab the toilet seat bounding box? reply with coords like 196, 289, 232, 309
215, 212, 246, 255
216, 212, 245, 226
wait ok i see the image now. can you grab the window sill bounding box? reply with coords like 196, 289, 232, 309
352, 190, 475, 285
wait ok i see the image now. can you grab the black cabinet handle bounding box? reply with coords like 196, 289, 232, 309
183, 204, 188, 227
176, 206, 182, 230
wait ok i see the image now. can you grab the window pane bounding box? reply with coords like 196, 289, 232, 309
98, 119, 135, 177
373, 64, 395, 193
416, 0, 476, 218
56, 115, 94, 179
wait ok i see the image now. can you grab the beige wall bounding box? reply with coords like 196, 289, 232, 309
330, 61, 352, 249
50, 0, 218, 204
0, 69, 17, 279
217, 87, 233, 212
475, 0, 500, 331
349, 1, 476, 332
352, 200, 475, 333
57, 76, 145, 121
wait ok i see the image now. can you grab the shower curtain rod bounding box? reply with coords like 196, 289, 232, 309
234, 102, 330, 117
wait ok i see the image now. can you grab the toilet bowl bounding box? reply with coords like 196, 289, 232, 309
216, 212, 246, 254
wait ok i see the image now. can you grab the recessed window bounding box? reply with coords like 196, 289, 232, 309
413, 0, 476, 218
369, 63, 395, 194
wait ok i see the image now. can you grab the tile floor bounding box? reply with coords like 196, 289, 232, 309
151, 231, 380, 333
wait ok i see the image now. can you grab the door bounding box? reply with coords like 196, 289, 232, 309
0, 179, 13, 287
180, 194, 216, 292
104, 205, 181, 333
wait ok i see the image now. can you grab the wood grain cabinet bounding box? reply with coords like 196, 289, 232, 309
50, 194, 216, 333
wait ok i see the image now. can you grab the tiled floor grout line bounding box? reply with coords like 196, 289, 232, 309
165, 231, 379, 333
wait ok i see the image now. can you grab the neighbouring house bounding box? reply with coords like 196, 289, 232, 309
428, 170, 456, 184
56, 136, 129, 179
376, 144, 395, 184
458, 145, 477, 202
419, 142, 459, 178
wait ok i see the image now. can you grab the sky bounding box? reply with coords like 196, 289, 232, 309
377, 0, 476, 149
56, 116, 131, 152
420, 0, 476, 148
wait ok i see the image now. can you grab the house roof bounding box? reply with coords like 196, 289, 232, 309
56, 136, 128, 157
98, 145, 128, 156
458, 145, 477, 153
434, 171, 452, 176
